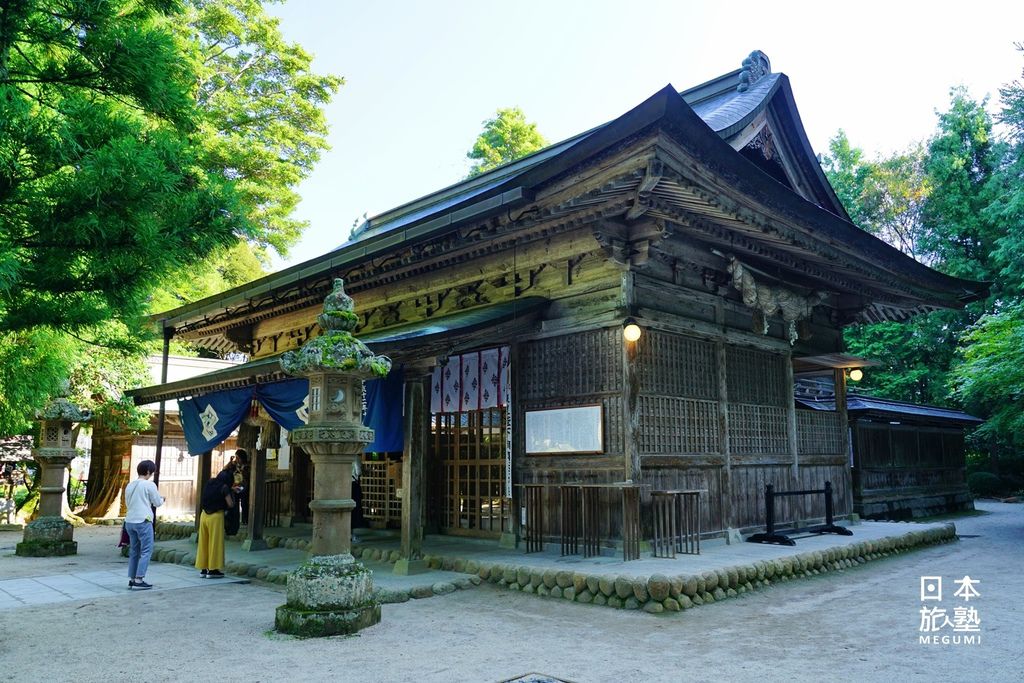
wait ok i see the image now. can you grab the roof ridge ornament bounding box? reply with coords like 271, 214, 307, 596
737, 50, 771, 93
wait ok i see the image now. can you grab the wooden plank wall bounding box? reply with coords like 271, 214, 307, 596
852, 422, 968, 498
730, 463, 852, 530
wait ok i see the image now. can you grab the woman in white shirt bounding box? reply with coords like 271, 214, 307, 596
124, 460, 164, 590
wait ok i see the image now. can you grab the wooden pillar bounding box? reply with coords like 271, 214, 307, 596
623, 335, 641, 481
834, 368, 849, 459
834, 367, 851, 516
194, 450, 212, 533
244, 435, 268, 551
395, 376, 427, 575
786, 352, 800, 480
716, 340, 735, 536
621, 271, 641, 482
501, 343, 518, 549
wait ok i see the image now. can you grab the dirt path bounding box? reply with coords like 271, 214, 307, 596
1, 502, 1020, 682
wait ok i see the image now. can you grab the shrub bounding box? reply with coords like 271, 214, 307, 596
967, 471, 1002, 497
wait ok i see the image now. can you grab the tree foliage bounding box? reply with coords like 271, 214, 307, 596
466, 107, 548, 178
952, 302, 1024, 450
825, 89, 1002, 407
918, 89, 1000, 282
180, 0, 342, 255
821, 131, 929, 258
0, 0, 339, 435
951, 45, 1024, 455
0, 0, 248, 332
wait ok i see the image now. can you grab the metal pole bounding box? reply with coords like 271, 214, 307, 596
824, 481, 834, 526
152, 326, 172, 519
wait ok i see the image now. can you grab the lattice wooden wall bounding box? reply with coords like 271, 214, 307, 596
638, 396, 719, 454
725, 346, 789, 455
636, 331, 720, 456
726, 347, 787, 406
796, 409, 843, 456
520, 328, 623, 399
360, 455, 401, 527
638, 331, 718, 399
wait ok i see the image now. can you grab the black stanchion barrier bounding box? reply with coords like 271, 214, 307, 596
746, 481, 853, 546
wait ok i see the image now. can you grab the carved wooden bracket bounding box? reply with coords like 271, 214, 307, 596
625, 158, 664, 220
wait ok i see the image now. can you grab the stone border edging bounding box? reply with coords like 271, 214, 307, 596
151, 521, 956, 614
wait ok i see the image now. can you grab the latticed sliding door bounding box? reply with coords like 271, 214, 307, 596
434, 407, 509, 537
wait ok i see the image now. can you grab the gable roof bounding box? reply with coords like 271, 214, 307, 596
154, 51, 989, 336
680, 51, 850, 220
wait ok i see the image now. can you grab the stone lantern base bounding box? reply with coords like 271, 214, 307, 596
275, 554, 380, 637
16, 516, 77, 557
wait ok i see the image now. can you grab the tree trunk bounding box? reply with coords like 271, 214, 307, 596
79, 431, 132, 519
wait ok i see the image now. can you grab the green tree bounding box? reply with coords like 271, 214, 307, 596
918, 88, 1000, 282
988, 43, 1024, 299
0, 1, 339, 434
151, 241, 266, 313
821, 131, 929, 258
181, 0, 342, 255
951, 45, 1024, 462
467, 107, 548, 178
952, 302, 1024, 450
826, 90, 1001, 406
0, 0, 248, 333
0, 330, 74, 435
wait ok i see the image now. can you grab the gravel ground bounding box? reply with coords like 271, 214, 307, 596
1, 501, 1020, 683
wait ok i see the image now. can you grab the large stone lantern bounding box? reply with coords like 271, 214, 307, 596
16, 397, 90, 557
274, 279, 391, 637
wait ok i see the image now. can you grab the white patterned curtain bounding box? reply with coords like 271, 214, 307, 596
431, 346, 510, 413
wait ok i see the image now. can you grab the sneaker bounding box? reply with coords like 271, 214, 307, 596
200, 569, 208, 578
131, 580, 153, 590
207, 570, 225, 579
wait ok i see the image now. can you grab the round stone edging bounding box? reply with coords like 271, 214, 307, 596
152, 521, 957, 614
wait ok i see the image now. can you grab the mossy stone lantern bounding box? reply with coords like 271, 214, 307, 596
17, 397, 90, 557
274, 278, 392, 637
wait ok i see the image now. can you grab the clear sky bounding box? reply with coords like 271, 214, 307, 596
267, 0, 1024, 269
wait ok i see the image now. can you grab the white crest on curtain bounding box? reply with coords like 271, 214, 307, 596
200, 404, 220, 440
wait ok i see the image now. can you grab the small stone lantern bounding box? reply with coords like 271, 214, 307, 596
17, 397, 90, 557
274, 278, 392, 637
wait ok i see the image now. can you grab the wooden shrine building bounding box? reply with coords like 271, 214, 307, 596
130, 51, 988, 551
797, 385, 981, 520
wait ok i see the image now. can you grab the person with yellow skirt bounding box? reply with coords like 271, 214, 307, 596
195, 468, 235, 578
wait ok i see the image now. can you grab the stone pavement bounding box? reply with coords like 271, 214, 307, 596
0, 563, 246, 611
149, 535, 480, 601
